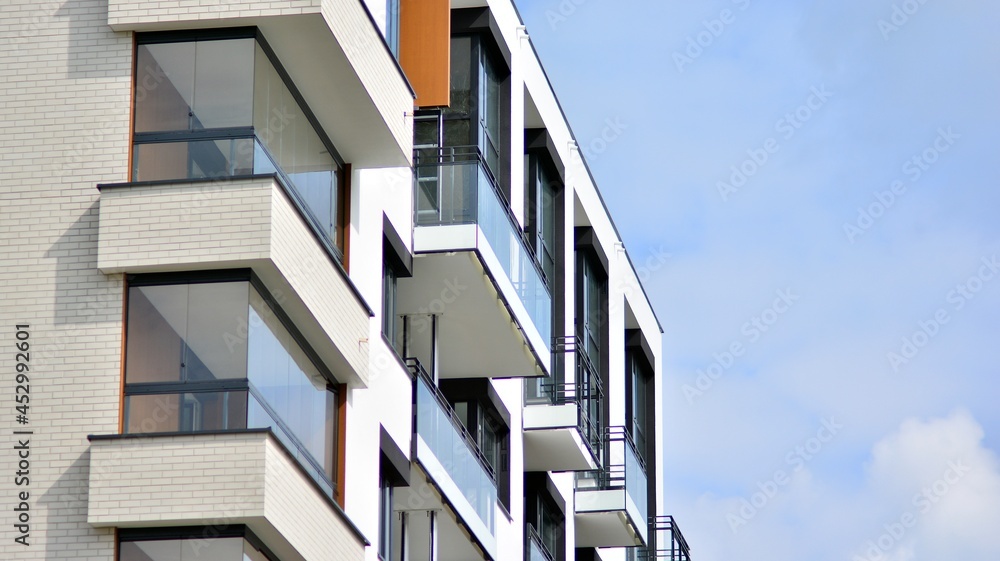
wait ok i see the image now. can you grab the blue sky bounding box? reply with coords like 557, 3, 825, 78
518, 0, 1000, 559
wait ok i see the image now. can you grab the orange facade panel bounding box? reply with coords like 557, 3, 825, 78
399, 0, 450, 108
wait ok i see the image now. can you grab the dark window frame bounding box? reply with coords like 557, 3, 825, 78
122, 269, 341, 496
132, 28, 349, 260
118, 525, 278, 561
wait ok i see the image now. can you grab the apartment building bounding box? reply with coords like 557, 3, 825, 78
0, 1, 691, 561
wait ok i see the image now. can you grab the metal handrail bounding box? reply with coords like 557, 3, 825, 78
405, 357, 498, 483
525, 524, 555, 561
582, 426, 647, 489
640, 516, 692, 561
413, 145, 552, 291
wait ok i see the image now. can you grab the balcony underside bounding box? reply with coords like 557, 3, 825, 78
87, 431, 366, 561
96, 176, 371, 387
523, 404, 598, 472
398, 225, 550, 378
393, 464, 494, 561
108, 4, 412, 168
575, 489, 647, 548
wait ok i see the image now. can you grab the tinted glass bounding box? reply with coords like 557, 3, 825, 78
124, 391, 248, 434
133, 139, 255, 182
120, 537, 245, 561
125, 282, 248, 384
191, 39, 254, 129
247, 288, 335, 478
252, 43, 338, 243
135, 42, 196, 132
135, 39, 253, 133
449, 36, 472, 115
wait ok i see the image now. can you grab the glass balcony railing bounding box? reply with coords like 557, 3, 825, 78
526, 524, 555, 561
414, 146, 552, 342
408, 358, 497, 536
578, 426, 648, 528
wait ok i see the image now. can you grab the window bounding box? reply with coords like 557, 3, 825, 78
442, 34, 505, 180
526, 152, 557, 284
124, 272, 339, 496
525, 474, 564, 561
446, 390, 511, 512
119, 528, 274, 561
626, 350, 651, 462
378, 470, 394, 560
382, 258, 398, 349
385, 0, 400, 58
577, 251, 606, 368
133, 31, 346, 259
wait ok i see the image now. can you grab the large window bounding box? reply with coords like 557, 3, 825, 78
133, 31, 346, 259
626, 351, 650, 462
577, 251, 606, 369
378, 470, 394, 560
526, 152, 557, 284
440, 34, 505, 180
119, 528, 274, 561
124, 272, 338, 496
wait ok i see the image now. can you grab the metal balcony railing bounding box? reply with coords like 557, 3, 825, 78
527, 336, 604, 460
414, 145, 552, 341
525, 524, 555, 561
577, 426, 648, 527
406, 357, 497, 535
638, 516, 692, 561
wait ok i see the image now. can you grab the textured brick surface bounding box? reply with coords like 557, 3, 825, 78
88, 433, 366, 561
97, 177, 372, 385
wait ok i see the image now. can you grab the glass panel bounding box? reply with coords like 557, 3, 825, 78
624, 437, 648, 528
121, 537, 249, 561
449, 36, 472, 115
121, 539, 180, 561
253, 42, 338, 245
182, 536, 244, 560
124, 391, 248, 434
184, 282, 249, 382
415, 376, 497, 535
126, 285, 187, 384
191, 39, 254, 129
135, 42, 196, 133
248, 393, 335, 497
247, 288, 335, 479
132, 138, 255, 182
414, 117, 439, 147
413, 160, 552, 339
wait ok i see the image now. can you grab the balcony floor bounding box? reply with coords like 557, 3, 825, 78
398, 232, 548, 378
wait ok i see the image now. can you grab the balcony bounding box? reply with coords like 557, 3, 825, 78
397, 147, 551, 379
575, 428, 649, 548
638, 516, 692, 561
402, 358, 498, 561
87, 431, 367, 561
524, 337, 603, 472
526, 525, 555, 561
96, 174, 371, 387
106, 0, 413, 167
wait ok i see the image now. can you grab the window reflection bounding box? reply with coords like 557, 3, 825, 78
133, 34, 342, 256
123, 277, 338, 492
